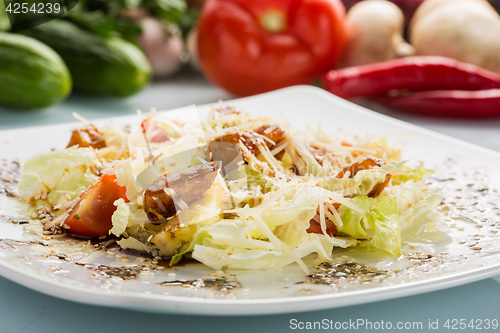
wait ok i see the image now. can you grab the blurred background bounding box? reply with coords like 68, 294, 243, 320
2, 0, 500, 123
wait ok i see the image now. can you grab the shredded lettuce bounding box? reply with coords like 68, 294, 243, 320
292, 138, 324, 176
186, 187, 335, 270
191, 225, 334, 270
263, 187, 324, 231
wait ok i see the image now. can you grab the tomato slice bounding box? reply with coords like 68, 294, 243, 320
141, 119, 170, 143
64, 174, 128, 238
307, 212, 338, 237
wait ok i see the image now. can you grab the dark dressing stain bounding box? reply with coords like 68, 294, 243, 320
298, 261, 389, 286
0, 238, 47, 250
78, 263, 144, 280
91, 238, 118, 251
158, 274, 241, 292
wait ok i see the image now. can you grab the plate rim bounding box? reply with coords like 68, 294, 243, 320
1, 253, 499, 315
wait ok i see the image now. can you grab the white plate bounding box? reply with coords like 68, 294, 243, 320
1, 86, 500, 315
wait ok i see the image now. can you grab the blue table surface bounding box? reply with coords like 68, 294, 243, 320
1, 70, 500, 333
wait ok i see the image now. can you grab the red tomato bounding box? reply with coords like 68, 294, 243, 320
197, 0, 348, 96
306, 211, 338, 236
141, 119, 170, 143
64, 174, 128, 238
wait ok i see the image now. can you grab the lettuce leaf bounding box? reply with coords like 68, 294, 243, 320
18, 147, 98, 205
338, 196, 400, 255
384, 180, 444, 239
110, 198, 150, 236
317, 162, 402, 197
399, 189, 443, 239
392, 165, 432, 184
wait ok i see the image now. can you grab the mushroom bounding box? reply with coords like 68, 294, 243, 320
340, 0, 414, 67
410, 0, 500, 74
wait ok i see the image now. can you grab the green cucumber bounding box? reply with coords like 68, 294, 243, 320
0, 32, 71, 109
22, 20, 151, 97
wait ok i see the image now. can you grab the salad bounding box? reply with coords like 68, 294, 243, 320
17, 106, 446, 272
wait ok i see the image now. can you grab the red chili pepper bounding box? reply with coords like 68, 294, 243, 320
374, 89, 500, 118
322, 56, 500, 99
